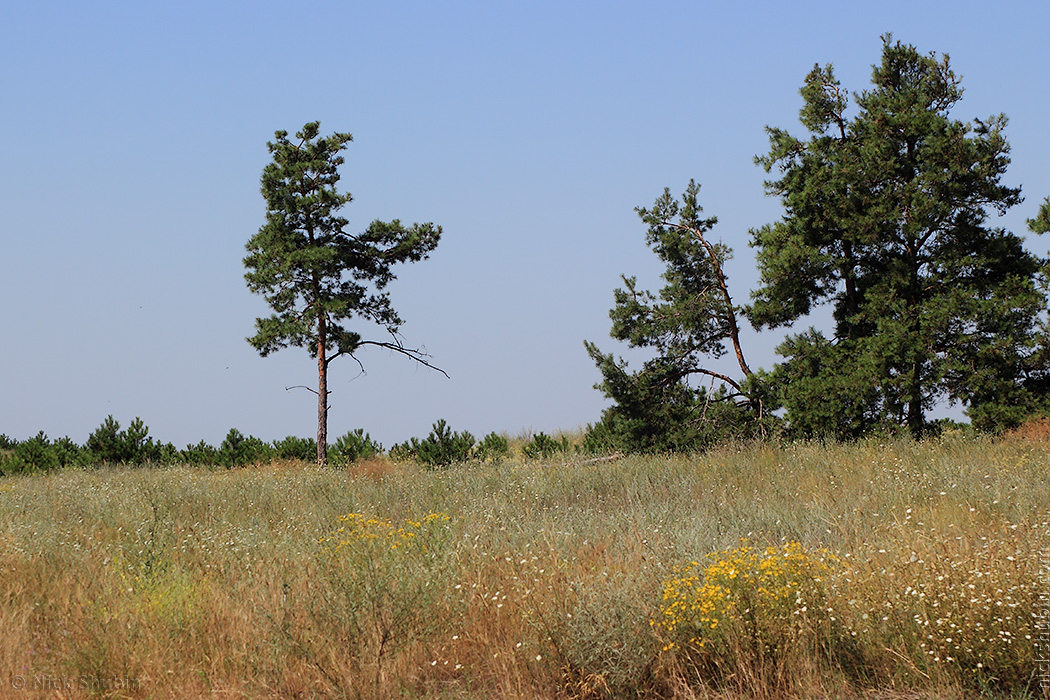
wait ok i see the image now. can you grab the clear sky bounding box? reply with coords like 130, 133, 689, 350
2, 1, 1048, 449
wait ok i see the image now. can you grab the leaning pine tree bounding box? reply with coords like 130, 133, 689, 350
584, 181, 772, 453
244, 122, 443, 467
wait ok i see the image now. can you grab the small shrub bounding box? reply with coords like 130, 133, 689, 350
217, 428, 274, 467
2, 432, 60, 474
554, 575, 663, 699
330, 429, 383, 464
272, 435, 316, 462
295, 512, 456, 685
85, 416, 162, 464
473, 432, 509, 462
391, 419, 475, 469
180, 440, 219, 466
522, 432, 568, 459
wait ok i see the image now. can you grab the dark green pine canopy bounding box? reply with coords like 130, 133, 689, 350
750, 36, 1048, 436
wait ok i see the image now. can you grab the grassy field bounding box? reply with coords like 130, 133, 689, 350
0, 431, 1047, 699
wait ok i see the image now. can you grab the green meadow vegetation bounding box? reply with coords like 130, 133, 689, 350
0, 428, 1046, 699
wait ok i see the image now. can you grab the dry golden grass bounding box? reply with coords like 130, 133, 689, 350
0, 435, 1046, 698
347, 456, 399, 481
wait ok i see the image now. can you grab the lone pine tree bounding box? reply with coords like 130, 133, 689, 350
244, 122, 443, 466
749, 36, 1048, 437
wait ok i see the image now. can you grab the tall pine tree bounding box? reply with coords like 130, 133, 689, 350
750, 37, 1048, 436
244, 122, 443, 466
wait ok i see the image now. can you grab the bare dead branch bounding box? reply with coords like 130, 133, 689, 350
355, 339, 450, 379
285, 385, 323, 396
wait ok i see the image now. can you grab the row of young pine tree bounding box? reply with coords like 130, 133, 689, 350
0, 417, 582, 474
0, 417, 377, 474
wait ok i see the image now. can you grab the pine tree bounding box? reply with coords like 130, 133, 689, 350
585, 181, 770, 452
750, 37, 1047, 436
244, 122, 443, 466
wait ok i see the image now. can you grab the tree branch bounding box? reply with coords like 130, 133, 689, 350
354, 337, 450, 379
660, 220, 753, 378
286, 385, 324, 397
686, 367, 743, 393
646, 362, 743, 394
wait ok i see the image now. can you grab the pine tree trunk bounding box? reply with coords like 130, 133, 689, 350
907, 361, 923, 439
316, 316, 329, 468
906, 253, 924, 439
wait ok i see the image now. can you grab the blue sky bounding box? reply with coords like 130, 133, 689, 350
2, 1, 1048, 448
